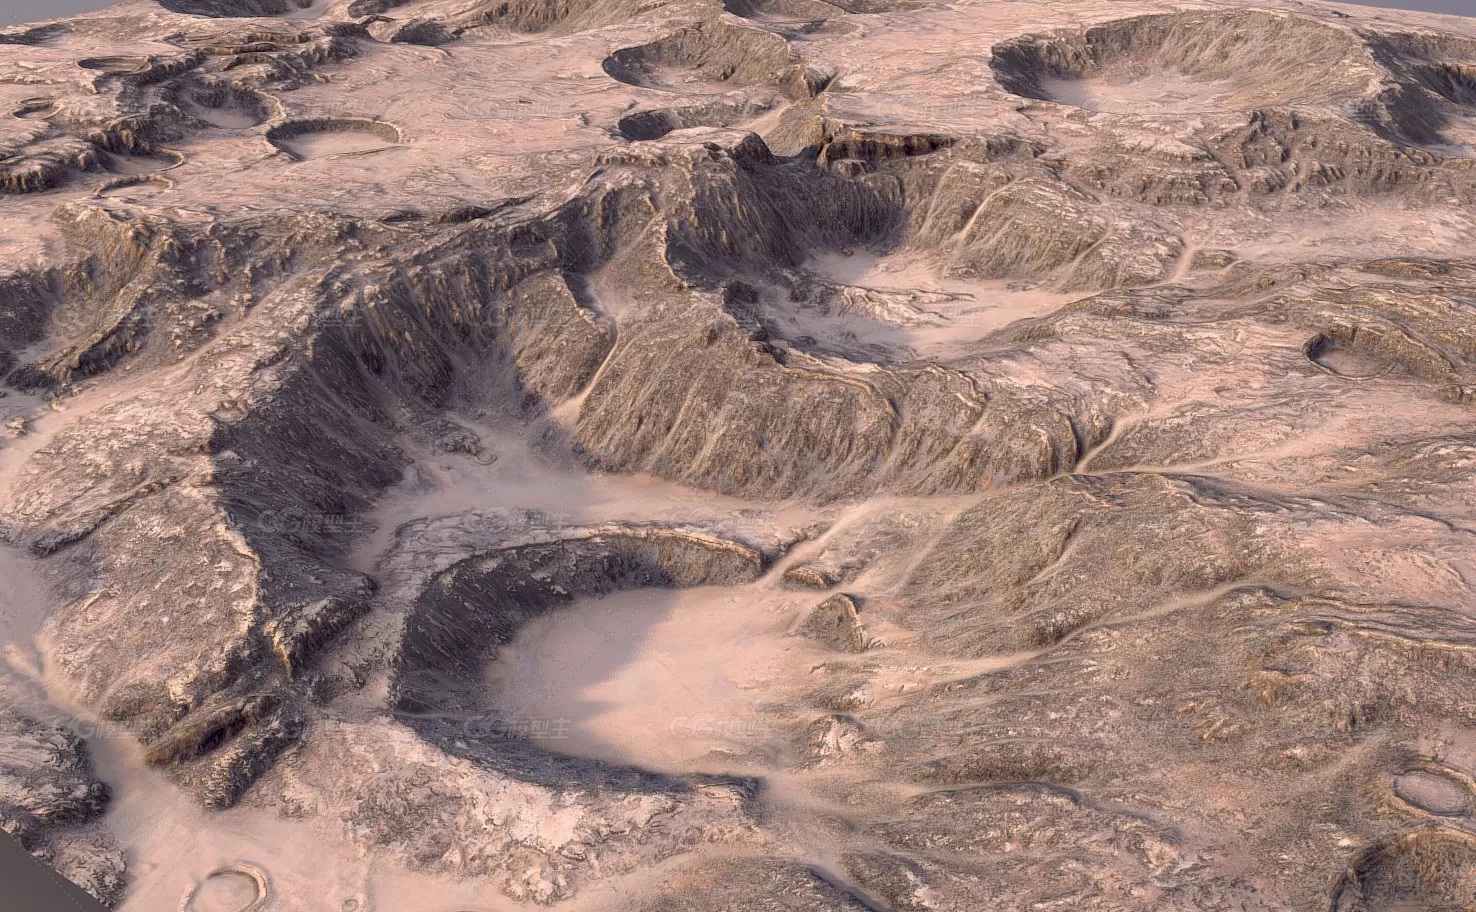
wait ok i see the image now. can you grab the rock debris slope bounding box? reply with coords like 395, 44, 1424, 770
2, 0, 1476, 908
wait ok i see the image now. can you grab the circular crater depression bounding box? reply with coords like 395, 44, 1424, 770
719, 1, 859, 38
157, 0, 321, 17
97, 148, 185, 175
617, 99, 772, 141
602, 22, 827, 99
96, 175, 174, 199
179, 864, 268, 912
989, 10, 1370, 116
391, 527, 768, 717
1305, 333, 1387, 380
176, 82, 275, 129
724, 0, 845, 19
1302, 325, 1454, 383
266, 117, 403, 161
77, 56, 151, 74
1332, 827, 1476, 912
1394, 769, 1473, 817
12, 97, 56, 119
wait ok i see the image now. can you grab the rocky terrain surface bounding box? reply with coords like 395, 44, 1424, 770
3, 0, 1476, 908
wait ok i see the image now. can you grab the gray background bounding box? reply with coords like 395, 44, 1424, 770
0, 831, 108, 912
3, 0, 132, 25
1, 0, 1473, 25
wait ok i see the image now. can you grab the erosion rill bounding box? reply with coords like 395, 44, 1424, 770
3, 0, 1476, 909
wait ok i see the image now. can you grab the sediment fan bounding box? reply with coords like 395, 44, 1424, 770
2, 0, 1476, 909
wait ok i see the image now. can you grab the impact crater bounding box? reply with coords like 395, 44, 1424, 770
266, 117, 403, 160
603, 22, 829, 99
96, 175, 174, 198
175, 82, 276, 129
1393, 769, 1473, 817
12, 97, 56, 119
77, 56, 151, 74
989, 11, 1372, 116
158, 0, 324, 17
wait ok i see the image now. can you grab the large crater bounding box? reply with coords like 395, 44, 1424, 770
616, 99, 775, 141
989, 10, 1372, 116
391, 526, 768, 715
460, 0, 645, 35
266, 117, 403, 160
1332, 828, 1476, 912
158, 0, 324, 17
77, 56, 151, 74
96, 148, 185, 175
172, 80, 277, 129
602, 21, 830, 99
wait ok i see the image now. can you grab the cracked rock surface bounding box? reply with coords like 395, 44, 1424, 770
3, 0, 1476, 908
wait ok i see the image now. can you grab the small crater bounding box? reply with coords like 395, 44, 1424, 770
617, 100, 773, 141
379, 209, 425, 228
829, 0, 933, 9
278, 0, 332, 18
77, 56, 151, 74
180, 863, 268, 912
722, 0, 865, 38
1368, 32, 1476, 147
617, 110, 682, 141
176, 82, 275, 129
374, 19, 458, 46
1374, 40, 1476, 156
347, 0, 407, 15
266, 117, 403, 161
1394, 769, 1473, 817
1306, 335, 1386, 379
1301, 323, 1456, 385
96, 175, 174, 199
392, 527, 765, 716
11, 98, 56, 119
97, 148, 185, 175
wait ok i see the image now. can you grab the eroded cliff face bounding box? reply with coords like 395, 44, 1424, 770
3, 0, 1476, 908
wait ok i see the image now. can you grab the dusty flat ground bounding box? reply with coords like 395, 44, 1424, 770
4, 0, 1476, 909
